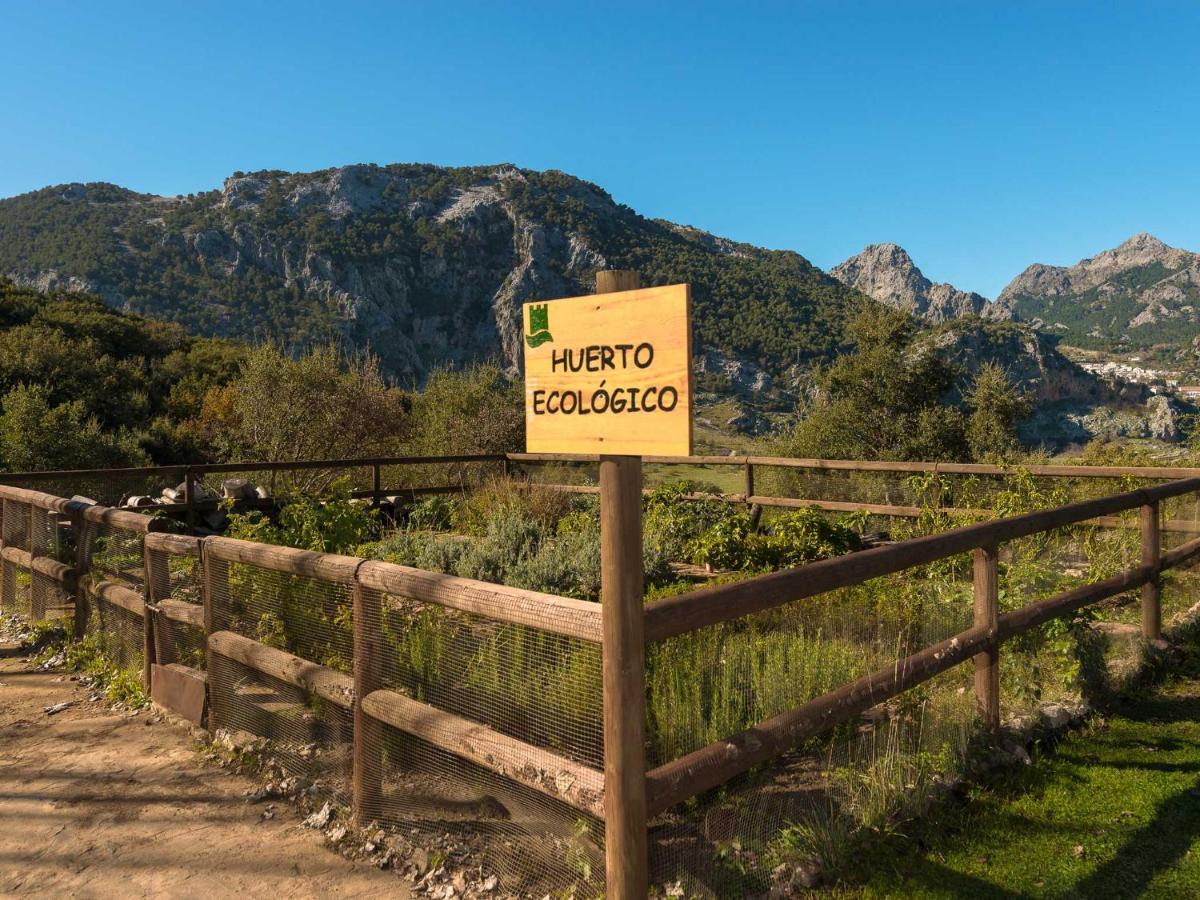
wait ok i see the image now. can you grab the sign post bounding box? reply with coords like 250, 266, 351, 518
523, 272, 692, 898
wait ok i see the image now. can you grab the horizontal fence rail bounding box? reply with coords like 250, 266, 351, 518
642, 478, 1200, 641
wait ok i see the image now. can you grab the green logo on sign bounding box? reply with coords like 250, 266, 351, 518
526, 304, 554, 348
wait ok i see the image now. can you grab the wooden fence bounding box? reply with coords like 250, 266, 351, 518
4, 456, 1200, 897
8, 450, 1200, 532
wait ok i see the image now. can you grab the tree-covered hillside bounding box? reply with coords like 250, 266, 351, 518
0, 165, 868, 379
0, 278, 246, 468
995, 234, 1200, 361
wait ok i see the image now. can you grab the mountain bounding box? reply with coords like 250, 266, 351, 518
995, 233, 1200, 355
0, 165, 866, 382
830, 243, 993, 323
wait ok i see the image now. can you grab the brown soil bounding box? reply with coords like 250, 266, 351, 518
0, 653, 409, 898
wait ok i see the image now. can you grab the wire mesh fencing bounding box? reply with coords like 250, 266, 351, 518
357, 573, 607, 897
4, 461, 1200, 899
203, 541, 358, 819
145, 533, 206, 670
1, 498, 33, 617
644, 568, 977, 896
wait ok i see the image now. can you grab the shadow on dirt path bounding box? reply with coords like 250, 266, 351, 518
0, 654, 408, 898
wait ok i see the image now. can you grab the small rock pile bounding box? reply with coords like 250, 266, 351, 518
122, 479, 271, 532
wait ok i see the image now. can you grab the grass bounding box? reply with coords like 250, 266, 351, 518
840, 642, 1200, 899
34, 629, 149, 708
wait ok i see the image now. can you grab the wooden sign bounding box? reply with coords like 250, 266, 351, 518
523, 284, 693, 455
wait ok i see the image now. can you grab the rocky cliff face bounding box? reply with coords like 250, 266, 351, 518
0, 164, 861, 383
830, 243, 994, 323
994, 233, 1200, 349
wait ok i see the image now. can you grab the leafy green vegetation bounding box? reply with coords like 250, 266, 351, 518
781, 306, 1032, 462
35, 628, 149, 708
0, 166, 868, 378
0, 277, 528, 473
0, 277, 245, 468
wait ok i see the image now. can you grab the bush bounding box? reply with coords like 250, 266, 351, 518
453, 479, 573, 537
405, 494, 457, 531
200, 343, 409, 489
644, 481, 740, 561
0, 383, 147, 471
406, 363, 523, 456
688, 507, 860, 571
226, 481, 378, 553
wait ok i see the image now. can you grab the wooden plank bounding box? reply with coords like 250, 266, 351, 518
360, 688, 605, 819
1161, 535, 1200, 569
0, 546, 32, 568
973, 546, 1000, 735
643, 478, 1200, 641
644, 563, 1152, 815
594, 269, 642, 293
94, 580, 145, 617
71, 511, 92, 639
151, 663, 207, 726
203, 536, 362, 584
4, 451, 1200, 492
80, 504, 163, 533
30, 556, 73, 584
145, 531, 203, 557
599, 454, 647, 897
1143, 501, 1162, 640
208, 630, 354, 708
0, 454, 503, 484
750, 495, 930, 517
523, 283, 693, 456
157, 598, 205, 627
202, 547, 226, 686
352, 584, 383, 826
356, 560, 602, 643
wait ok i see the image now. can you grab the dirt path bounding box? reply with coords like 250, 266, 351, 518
0, 653, 409, 898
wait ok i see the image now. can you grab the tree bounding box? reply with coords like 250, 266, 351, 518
0, 384, 146, 471
781, 306, 969, 461
406, 363, 523, 456
198, 344, 409, 489
965, 362, 1032, 461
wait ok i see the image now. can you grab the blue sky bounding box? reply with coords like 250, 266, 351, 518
3, 1, 1198, 298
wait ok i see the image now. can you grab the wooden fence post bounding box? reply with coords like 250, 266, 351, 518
595, 269, 642, 294
201, 542, 228, 701
28, 507, 47, 621
973, 545, 1000, 735
71, 509, 93, 640
184, 468, 198, 533
594, 268, 648, 898
1142, 501, 1162, 641
352, 581, 383, 826
143, 542, 171, 691
0, 501, 11, 610
600, 454, 647, 898
743, 460, 754, 504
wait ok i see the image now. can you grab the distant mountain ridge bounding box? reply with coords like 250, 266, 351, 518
994, 233, 1200, 354
830, 242, 994, 323
0, 164, 864, 382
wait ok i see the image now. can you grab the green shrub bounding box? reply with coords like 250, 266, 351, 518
405, 494, 456, 531
763, 508, 861, 567
453, 479, 573, 537
226, 480, 378, 553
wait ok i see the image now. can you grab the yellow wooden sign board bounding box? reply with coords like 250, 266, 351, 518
523, 284, 693, 456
